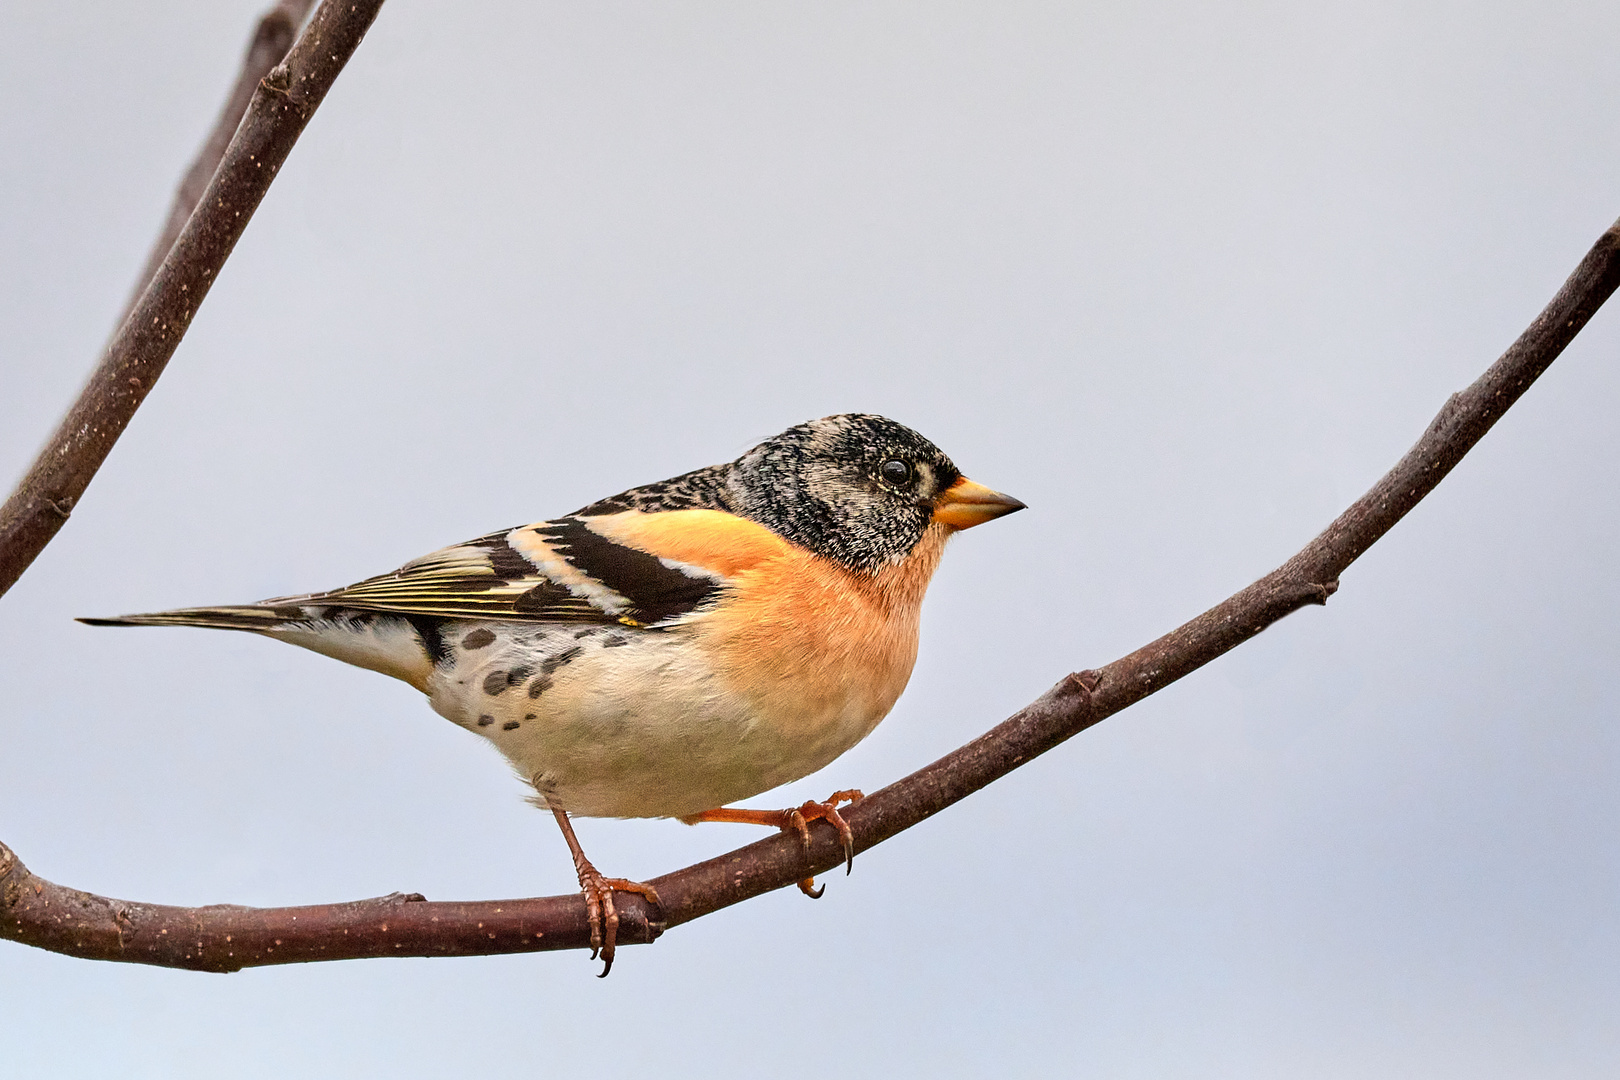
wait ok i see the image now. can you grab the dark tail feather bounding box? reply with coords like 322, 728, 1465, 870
77, 605, 312, 632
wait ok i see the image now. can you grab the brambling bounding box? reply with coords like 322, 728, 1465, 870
85, 413, 1023, 973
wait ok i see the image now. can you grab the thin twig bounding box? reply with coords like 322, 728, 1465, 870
5, 217, 1615, 971
118, 0, 316, 328
0, 0, 383, 602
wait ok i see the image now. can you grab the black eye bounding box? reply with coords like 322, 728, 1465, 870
880, 459, 912, 486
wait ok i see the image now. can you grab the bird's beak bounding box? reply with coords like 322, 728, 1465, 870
932, 476, 1026, 530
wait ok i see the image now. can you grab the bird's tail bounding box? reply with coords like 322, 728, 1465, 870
79, 602, 435, 691
77, 604, 313, 632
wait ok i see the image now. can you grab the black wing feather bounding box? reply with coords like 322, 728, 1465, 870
273, 517, 722, 626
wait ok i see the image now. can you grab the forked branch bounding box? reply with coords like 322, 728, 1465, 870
116, 0, 317, 329
0, 0, 379, 601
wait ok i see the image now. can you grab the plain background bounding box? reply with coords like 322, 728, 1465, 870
3, 2, 1618, 1076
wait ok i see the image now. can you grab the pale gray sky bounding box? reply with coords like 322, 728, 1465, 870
3, 2, 1619, 1076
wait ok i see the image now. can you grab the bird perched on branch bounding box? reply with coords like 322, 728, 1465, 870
84, 413, 1023, 973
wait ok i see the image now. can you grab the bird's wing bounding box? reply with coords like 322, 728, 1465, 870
279, 509, 792, 627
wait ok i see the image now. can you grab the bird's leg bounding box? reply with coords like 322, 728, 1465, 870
682, 789, 864, 898
550, 807, 661, 977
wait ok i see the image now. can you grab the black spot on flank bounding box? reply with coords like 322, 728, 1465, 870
511, 579, 576, 614
407, 617, 448, 665
476, 714, 495, 726
601, 634, 631, 648
461, 628, 495, 650
483, 671, 509, 696
527, 675, 553, 699
525, 713, 536, 720
502, 720, 520, 731
538, 517, 720, 625
538, 645, 583, 676
505, 665, 533, 687
573, 627, 602, 639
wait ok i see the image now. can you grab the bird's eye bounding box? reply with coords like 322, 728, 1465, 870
880, 459, 912, 486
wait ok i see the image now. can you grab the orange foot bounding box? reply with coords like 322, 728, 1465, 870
551, 808, 661, 977
576, 864, 661, 977
683, 789, 865, 898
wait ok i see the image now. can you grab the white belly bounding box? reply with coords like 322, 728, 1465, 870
424, 621, 888, 819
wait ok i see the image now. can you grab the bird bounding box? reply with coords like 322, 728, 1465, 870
82, 413, 1024, 973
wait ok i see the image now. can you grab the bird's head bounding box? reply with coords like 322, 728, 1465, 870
726, 413, 1024, 572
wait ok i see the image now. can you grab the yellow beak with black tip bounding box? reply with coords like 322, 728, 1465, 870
932, 476, 1026, 529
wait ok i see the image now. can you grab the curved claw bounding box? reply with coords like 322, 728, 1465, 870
784, 790, 863, 896
589, 872, 617, 975
785, 808, 812, 854
580, 871, 605, 960
814, 789, 863, 876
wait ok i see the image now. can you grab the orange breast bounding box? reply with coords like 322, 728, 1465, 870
588, 508, 952, 745
695, 523, 951, 743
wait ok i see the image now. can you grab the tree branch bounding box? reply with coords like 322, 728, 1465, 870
118, 0, 317, 328
0, 0, 381, 602
5, 214, 1615, 970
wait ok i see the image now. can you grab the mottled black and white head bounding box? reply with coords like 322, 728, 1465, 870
724, 413, 1024, 572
